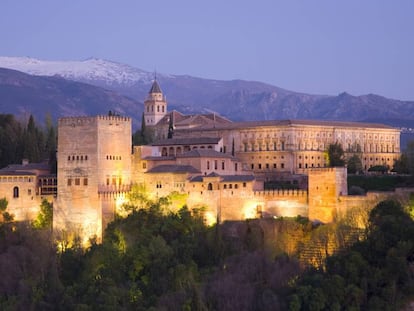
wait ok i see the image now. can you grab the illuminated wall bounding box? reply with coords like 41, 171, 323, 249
0, 174, 42, 221
172, 121, 400, 176
55, 116, 131, 244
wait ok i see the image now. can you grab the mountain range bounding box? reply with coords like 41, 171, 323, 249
1, 56, 414, 133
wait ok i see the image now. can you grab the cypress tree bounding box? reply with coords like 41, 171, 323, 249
140, 112, 147, 145
167, 113, 174, 139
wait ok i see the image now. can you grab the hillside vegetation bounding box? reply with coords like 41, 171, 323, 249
0, 197, 413, 310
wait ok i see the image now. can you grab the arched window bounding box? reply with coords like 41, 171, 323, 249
207, 183, 213, 191
168, 147, 175, 156
13, 186, 19, 198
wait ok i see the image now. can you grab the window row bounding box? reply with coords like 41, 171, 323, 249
0, 176, 33, 183
106, 155, 122, 160
146, 105, 165, 113
251, 155, 285, 160
67, 178, 88, 186
207, 160, 226, 170
106, 176, 122, 186
161, 145, 214, 157
243, 142, 285, 152
251, 163, 285, 170
68, 155, 88, 161
11, 186, 34, 198
298, 163, 326, 169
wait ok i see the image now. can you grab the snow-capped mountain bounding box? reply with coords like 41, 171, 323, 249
2, 56, 414, 140
0, 56, 160, 86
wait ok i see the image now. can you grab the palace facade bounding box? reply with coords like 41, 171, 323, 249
0, 79, 404, 244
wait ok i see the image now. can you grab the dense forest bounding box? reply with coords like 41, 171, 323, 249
0, 114, 56, 171
0, 195, 413, 310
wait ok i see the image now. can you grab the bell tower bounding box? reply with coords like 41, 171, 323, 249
144, 79, 167, 126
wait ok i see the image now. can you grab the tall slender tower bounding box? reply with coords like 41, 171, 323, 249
144, 79, 167, 126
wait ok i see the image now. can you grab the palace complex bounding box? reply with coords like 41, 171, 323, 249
0, 80, 404, 244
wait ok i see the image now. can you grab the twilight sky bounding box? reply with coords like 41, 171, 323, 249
1, 0, 413, 100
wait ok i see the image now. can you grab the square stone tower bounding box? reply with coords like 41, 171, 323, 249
54, 116, 131, 244
308, 167, 348, 223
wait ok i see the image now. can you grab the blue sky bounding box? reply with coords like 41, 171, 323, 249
1, 0, 413, 100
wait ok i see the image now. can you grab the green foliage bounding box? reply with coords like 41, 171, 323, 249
392, 153, 409, 174
291, 199, 414, 310
348, 174, 414, 192
167, 112, 174, 139
326, 142, 345, 167
368, 165, 389, 174
33, 199, 53, 229
0, 197, 13, 223
0, 197, 7, 212
0, 114, 57, 168
347, 154, 363, 174
0, 223, 62, 310
404, 140, 414, 174
61, 204, 214, 309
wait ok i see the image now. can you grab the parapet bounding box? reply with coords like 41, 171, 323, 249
59, 115, 131, 127
253, 189, 308, 197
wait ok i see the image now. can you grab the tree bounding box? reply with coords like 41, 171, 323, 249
167, 113, 174, 139
22, 115, 44, 163
33, 199, 53, 229
326, 142, 345, 167
392, 154, 409, 174
405, 140, 414, 174
0, 197, 13, 222
347, 154, 363, 174
44, 116, 57, 173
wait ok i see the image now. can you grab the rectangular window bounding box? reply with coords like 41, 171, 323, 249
281, 163, 285, 169
222, 161, 225, 170
235, 163, 238, 171
243, 182, 246, 188
75, 178, 80, 186
106, 178, 110, 186
142, 162, 147, 169
214, 160, 218, 170
258, 164, 262, 169
251, 163, 254, 169
83, 178, 88, 186
67, 178, 72, 186
266, 163, 269, 169
273, 163, 277, 169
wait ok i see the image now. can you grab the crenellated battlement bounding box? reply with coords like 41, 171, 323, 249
59, 116, 97, 127
254, 189, 308, 197
59, 115, 131, 127
97, 115, 131, 122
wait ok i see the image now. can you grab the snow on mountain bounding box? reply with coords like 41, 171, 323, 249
0, 56, 166, 86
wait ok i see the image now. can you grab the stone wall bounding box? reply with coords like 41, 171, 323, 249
55, 116, 131, 244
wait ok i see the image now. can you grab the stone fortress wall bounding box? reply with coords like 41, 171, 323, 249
0, 80, 407, 245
